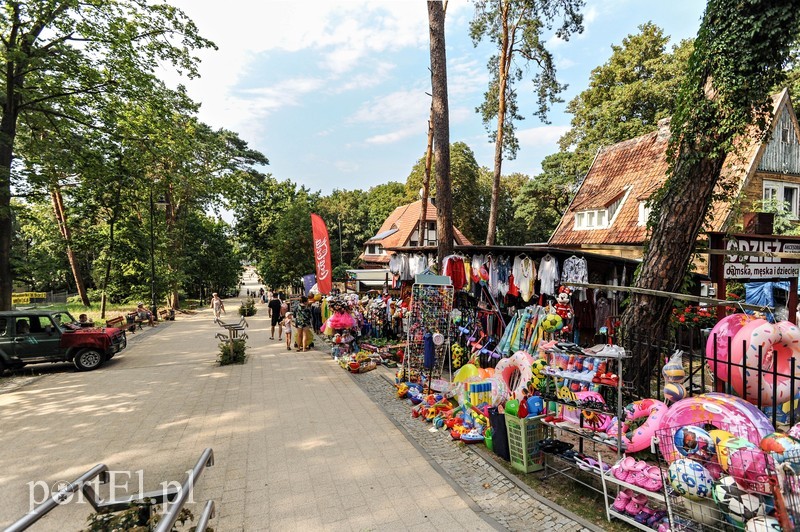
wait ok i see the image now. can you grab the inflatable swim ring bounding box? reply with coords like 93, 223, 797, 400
728, 319, 800, 405
494, 350, 534, 400
705, 313, 756, 376
605, 399, 668, 453
657, 393, 774, 463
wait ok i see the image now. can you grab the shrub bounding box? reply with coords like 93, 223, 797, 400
218, 339, 246, 365
238, 297, 257, 317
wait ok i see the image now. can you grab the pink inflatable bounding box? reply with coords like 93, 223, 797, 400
657, 393, 774, 463
728, 319, 800, 404
494, 351, 534, 400
705, 313, 755, 376
606, 399, 668, 453
560, 391, 612, 431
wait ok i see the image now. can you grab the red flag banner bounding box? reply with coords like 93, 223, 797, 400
310, 213, 332, 295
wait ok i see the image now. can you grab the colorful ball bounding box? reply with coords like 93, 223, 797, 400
674, 426, 716, 459
668, 458, 714, 500
542, 314, 563, 332
663, 382, 686, 403
713, 475, 768, 526
453, 364, 479, 383
719, 437, 757, 472
728, 446, 771, 493
744, 516, 783, 532
685, 498, 720, 527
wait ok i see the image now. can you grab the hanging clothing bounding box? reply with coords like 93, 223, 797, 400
443, 256, 466, 290
513, 256, 537, 302
561, 255, 588, 302
595, 296, 612, 333
488, 256, 500, 297
496, 256, 510, 297
471, 254, 485, 284
538, 254, 560, 296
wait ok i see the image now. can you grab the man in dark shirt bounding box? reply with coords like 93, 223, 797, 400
267, 294, 283, 340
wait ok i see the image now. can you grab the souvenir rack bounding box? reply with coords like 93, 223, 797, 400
404, 281, 454, 384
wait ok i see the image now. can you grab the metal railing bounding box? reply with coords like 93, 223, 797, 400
4, 449, 215, 531
4, 464, 109, 532
154, 448, 214, 532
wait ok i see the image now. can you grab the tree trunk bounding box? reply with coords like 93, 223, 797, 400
419, 110, 434, 246
428, 1, 453, 267
621, 150, 724, 393
0, 67, 20, 311
51, 184, 90, 306
485, 2, 510, 246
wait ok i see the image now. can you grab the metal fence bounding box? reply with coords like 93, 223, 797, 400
618, 324, 799, 429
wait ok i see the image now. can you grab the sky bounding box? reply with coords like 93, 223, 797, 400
168, 0, 707, 195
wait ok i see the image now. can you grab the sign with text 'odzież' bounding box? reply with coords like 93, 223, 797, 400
724, 236, 800, 279
310, 213, 332, 294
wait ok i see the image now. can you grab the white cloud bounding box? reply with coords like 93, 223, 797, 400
516, 125, 570, 147
335, 160, 360, 173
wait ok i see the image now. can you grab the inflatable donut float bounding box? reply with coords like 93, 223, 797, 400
657, 393, 774, 463
705, 313, 756, 376
727, 319, 800, 405
494, 350, 534, 401
605, 399, 668, 453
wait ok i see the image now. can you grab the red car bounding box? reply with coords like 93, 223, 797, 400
0, 310, 127, 373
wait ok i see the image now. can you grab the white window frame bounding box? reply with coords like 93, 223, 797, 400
763, 179, 800, 220
574, 186, 633, 231
638, 201, 651, 226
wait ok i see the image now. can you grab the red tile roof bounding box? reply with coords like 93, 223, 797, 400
549, 90, 788, 247
359, 199, 472, 264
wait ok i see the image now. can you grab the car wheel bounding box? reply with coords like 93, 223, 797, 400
74, 349, 104, 371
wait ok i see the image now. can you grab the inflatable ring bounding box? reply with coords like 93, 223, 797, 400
657, 393, 774, 463
728, 319, 800, 405
705, 313, 755, 376
606, 399, 668, 453
494, 350, 534, 400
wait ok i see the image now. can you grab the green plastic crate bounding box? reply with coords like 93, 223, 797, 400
505, 413, 550, 473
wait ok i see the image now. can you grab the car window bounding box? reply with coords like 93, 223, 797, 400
50, 312, 74, 326
15, 318, 30, 335
0, 318, 7, 336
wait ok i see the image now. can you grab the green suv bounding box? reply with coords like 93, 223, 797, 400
0, 310, 127, 373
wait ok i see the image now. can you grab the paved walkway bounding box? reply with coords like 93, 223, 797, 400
0, 278, 598, 531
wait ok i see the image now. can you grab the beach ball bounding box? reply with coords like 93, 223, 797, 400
760, 432, 800, 463
542, 314, 563, 332
713, 475, 769, 526
484, 367, 495, 378
663, 350, 686, 383
719, 437, 757, 472
744, 516, 783, 532
674, 426, 716, 459
710, 429, 735, 449
454, 364, 479, 383
668, 458, 714, 500
485, 377, 508, 407
788, 422, 800, 441
729, 447, 771, 493
664, 382, 686, 404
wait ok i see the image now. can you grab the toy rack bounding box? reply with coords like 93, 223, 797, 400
404, 283, 454, 385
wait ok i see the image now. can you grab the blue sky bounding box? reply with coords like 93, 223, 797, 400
169, 1, 706, 195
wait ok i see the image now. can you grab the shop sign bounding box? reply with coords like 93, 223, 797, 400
723, 236, 800, 278
11, 292, 46, 304
724, 262, 800, 279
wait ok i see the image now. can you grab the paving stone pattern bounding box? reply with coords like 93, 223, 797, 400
351, 367, 595, 532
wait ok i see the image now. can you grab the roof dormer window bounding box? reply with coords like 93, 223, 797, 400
574, 185, 633, 231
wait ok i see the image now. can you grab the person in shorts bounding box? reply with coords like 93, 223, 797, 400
267, 293, 282, 340
293, 296, 313, 351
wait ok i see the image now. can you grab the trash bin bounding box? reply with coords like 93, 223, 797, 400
488, 406, 510, 461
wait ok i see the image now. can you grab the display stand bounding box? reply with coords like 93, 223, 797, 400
404, 280, 454, 385
540, 345, 627, 494
598, 454, 669, 531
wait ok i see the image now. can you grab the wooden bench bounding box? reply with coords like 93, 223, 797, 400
105, 316, 125, 329
127, 312, 147, 330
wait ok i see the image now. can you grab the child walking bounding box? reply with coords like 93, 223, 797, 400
282, 312, 293, 351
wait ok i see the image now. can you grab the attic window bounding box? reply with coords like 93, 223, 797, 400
764, 179, 800, 219
574, 186, 633, 231
366, 244, 385, 255
782, 125, 791, 144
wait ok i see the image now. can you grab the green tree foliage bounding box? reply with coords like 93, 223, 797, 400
513, 152, 582, 242
405, 142, 483, 242
470, 0, 583, 244
0, 0, 215, 310
559, 22, 693, 174
182, 213, 242, 300
261, 190, 318, 289
622, 0, 800, 392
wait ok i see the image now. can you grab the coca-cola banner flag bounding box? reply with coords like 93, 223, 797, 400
310, 213, 332, 294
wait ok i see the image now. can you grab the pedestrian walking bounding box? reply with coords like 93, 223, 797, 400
293, 296, 313, 352
210, 293, 225, 321
267, 293, 283, 340
282, 312, 293, 351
